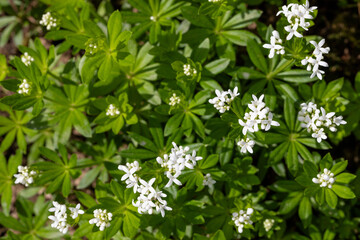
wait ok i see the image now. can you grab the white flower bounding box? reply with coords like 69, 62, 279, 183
263, 30, 285, 58
203, 173, 216, 192
302, 39, 330, 80
165, 171, 182, 187
39, 12, 57, 30
237, 138, 255, 154
157, 142, 202, 188
183, 64, 197, 76
48, 201, 70, 234
21, 52, 34, 66
264, 219, 275, 232
208, 0, 220, 2
118, 161, 141, 193
238, 94, 279, 135
310, 39, 330, 55
14, 166, 36, 187
89, 209, 112, 231
277, 1, 316, 40
232, 208, 254, 234
312, 168, 336, 188
284, 23, 303, 40
169, 93, 181, 106
69, 204, 85, 219
209, 87, 239, 113
298, 102, 346, 142
18, 79, 31, 95
106, 104, 120, 117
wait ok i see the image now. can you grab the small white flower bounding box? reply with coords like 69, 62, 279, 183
165, 171, 182, 187
237, 138, 255, 154
183, 64, 197, 76
69, 204, 85, 219
21, 52, 34, 66
263, 30, 285, 58
89, 209, 112, 231
18, 79, 31, 95
39, 12, 57, 30
238, 94, 279, 135
232, 208, 254, 234
298, 102, 346, 142
209, 87, 239, 113
14, 166, 36, 187
106, 104, 120, 117
312, 168, 336, 188
48, 201, 70, 234
264, 219, 275, 232
203, 173, 216, 192
310, 39, 330, 55
169, 93, 181, 106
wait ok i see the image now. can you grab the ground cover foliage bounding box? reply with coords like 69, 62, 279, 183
0, 0, 360, 239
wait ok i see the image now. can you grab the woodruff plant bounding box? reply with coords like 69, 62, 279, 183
0, 0, 359, 239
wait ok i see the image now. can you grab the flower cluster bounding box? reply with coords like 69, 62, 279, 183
156, 142, 202, 188
277, 1, 317, 40
48, 202, 70, 234
312, 168, 336, 188
237, 138, 255, 154
48, 202, 84, 234
21, 52, 34, 66
39, 12, 57, 30
209, 87, 239, 113
87, 43, 97, 55
14, 166, 36, 187
263, 30, 285, 58
238, 94, 280, 135
298, 102, 346, 143
301, 39, 330, 79
106, 104, 120, 117
89, 209, 113, 231
118, 161, 172, 217
132, 178, 172, 217
232, 208, 254, 234
264, 219, 275, 232
183, 64, 197, 76
203, 173, 216, 191
18, 79, 31, 95
169, 93, 181, 106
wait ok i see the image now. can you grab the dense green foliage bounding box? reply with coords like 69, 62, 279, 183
0, 0, 360, 239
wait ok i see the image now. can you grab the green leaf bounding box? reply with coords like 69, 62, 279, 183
276, 70, 316, 83
325, 189, 338, 208
39, 147, 62, 165
320, 153, 333, 170
284, 98, 295, 131
164, 113, 184, 136
298, 197, 312, 228
211, 230, 226, 240
0, 212, 27, 232
286, 142, 298, 176
205, 58, 230, 75
335, 173, 356, 184
330, 160, 347, 176
315, 188, 325, 205
75, 191, 97, 208
222, 30, 260, 47
77, 166, 101, 189
123, 211, 140, 237
297, 138, 332, 150
247, 38, 267, 73
199, 154, 218, 169
303, 161, 318, 178
107, 10, 123, 49
119, 149, 158, 159
279, 191, 303, 215
332, 185, 356, 199
321, 78, 344, 99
